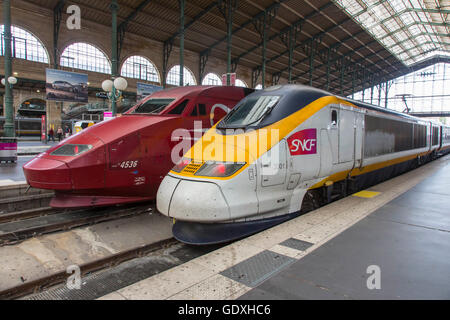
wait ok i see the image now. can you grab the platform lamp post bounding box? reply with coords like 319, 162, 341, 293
0, 76, 18, 163
0, 0, 18, 163
101, 77, 128, 117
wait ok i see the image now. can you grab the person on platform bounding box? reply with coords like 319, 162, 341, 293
57, 126, 63, 141
48, 127, 55, 142
65, 125, 72, 139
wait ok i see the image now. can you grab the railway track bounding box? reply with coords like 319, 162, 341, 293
0, 183, 53, 214
0, 238, 179, 300
0, 183, 156, 246
0, 203, 154, 246
13, 239, 223, 300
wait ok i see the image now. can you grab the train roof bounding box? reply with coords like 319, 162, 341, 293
340, 96, 429, 123
148, 85, 254, 100
247, 84, 446, 128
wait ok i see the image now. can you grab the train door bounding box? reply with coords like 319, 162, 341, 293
319, 128, 333, 177
338, 107, 356, 164
328, 107, 339, 164
107, 132, 142, 188
257, 139, 288, 213
354, 111, 364, 168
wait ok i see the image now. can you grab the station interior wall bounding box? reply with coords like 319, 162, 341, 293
0, 0, 281, 130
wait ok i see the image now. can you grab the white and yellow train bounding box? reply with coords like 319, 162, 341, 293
157, 84, 450, 244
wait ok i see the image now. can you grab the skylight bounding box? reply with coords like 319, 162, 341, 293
333, 0, 450, 66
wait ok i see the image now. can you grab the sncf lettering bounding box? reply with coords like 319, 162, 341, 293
287, 129, 317, 155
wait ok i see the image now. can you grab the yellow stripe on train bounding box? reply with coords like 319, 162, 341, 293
174, 96, 356, 180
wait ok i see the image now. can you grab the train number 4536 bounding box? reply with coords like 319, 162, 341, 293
119, 160, 139, 169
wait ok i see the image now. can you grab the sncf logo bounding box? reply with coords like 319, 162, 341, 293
287, 129, 317, 155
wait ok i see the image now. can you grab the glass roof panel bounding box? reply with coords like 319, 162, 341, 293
409, 24, 422, 35
333, 0, 450, 66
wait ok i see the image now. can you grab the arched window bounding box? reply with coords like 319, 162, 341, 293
235, 79, 248, 88
166, 65, 197, 86
202, 73, 221, 86
0, 25, 49, 63
60, 42, 111, 74
255, 84, 263, 90
121, 55, 160, 83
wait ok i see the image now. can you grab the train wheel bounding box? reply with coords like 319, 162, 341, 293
300, 190, 321, 213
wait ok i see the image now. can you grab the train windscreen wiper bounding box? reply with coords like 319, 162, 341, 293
217, 95, 280, 130
218, 104, 276, 130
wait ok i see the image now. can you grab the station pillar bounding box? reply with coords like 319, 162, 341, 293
0, 0, 17, 163
46, 101, 62, 139
110, 0, 119, 116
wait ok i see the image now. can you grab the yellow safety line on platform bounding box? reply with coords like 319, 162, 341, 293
352, 190, 381, 198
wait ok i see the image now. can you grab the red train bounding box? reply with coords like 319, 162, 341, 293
23, 86, 252, 208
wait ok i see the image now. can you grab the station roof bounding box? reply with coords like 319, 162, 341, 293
27, 0, 450, 95
334, 0, 450, 66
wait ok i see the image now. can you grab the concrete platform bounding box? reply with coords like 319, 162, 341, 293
0, 156, 34, 183
99, 155, 450, 300
17, 141, 58, 156
0, 141, 57, 183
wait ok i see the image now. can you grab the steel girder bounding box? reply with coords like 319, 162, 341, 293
118, 0, 153, 60
163, 1, 220, 87
232, 2, 334, 70
53, 0, 66, 69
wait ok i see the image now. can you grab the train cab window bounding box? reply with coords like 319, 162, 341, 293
132, 98, 175, 114
198, 104, 207, 116
331, 110, 338, 127
219, 95, 280, 128
191, 103, 206, 116
168, 99, 189, 115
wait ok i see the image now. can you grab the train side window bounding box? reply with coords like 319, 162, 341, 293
198, 104, 207, 115
168, 99, 189, 115
191, 105, 198, 116
331, 110, 338, 127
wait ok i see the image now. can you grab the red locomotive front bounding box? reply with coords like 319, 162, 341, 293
23, 86, 252, 208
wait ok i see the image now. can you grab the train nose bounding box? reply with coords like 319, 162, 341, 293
157, 175, 230, 222
23, 156, 72, 190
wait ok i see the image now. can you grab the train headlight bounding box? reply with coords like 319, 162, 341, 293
171, 157, 191, 173
50, 144, 93, 157
194, 161, 246, 177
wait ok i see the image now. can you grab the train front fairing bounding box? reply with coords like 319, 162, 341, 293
23, 86, 252, 208
157, 84, 449, 245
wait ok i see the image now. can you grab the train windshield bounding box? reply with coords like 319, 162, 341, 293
132, 98, 175, 114
218, 95, 280, 129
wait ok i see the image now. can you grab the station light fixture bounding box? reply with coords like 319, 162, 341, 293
101, 79, 114, 92
1, 76, 17, 87
113, 77, 128, 91
8, 76, 17, 85
101, 76, 128, 117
